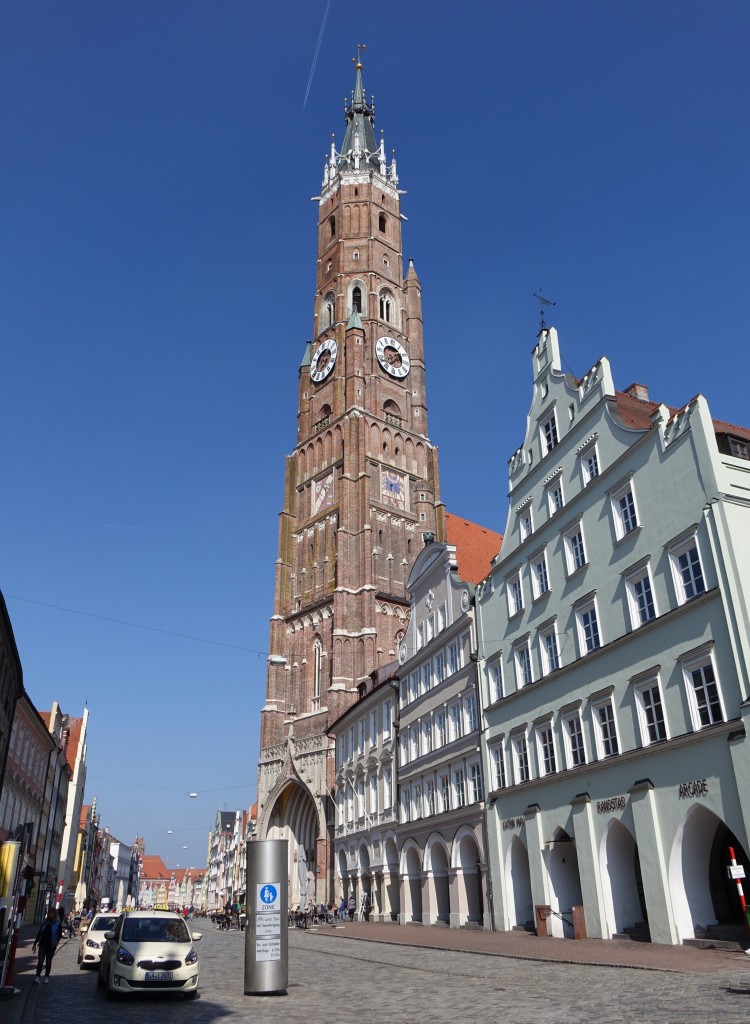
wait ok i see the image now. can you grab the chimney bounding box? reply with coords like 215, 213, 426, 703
624, 382, 649, 402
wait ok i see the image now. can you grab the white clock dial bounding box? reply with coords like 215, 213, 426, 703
310, 338, 338, 383
376, 336, 410, 378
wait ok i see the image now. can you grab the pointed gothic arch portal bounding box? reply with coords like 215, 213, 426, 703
600, 820, 648, 939
669, 805, 750, 941
505, 836, 533, 931
265, 781, 320, 911
546, 827, 583, 938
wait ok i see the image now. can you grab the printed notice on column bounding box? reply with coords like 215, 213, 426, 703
255, 937, 281, 962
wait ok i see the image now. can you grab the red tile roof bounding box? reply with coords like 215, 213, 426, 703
141, 855, 170, 879
445, 512, 503, 585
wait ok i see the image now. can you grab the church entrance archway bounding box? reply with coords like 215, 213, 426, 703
669, 805, 750, 941
505, 835, 533, 931
546, 828, 583, 938
265, 781, 319, 910
600, 819, 647, 938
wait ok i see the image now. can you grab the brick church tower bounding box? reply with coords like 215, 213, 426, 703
255, 57, 445, 904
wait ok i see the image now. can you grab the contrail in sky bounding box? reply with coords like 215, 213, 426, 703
303, 0, 332, 108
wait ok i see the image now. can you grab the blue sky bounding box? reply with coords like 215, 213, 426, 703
3, 1, 748, 873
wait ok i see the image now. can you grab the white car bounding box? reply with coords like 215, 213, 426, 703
98, 910, 201, 999
78, 914, 119, 968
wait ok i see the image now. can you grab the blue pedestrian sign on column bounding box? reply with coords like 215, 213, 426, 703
259, 884, 278, 907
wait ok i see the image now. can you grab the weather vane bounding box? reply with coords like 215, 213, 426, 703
532, 289, 556, 331
353, 42, 366, 67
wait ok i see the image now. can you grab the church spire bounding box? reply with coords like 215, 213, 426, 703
322, 49, 398, 190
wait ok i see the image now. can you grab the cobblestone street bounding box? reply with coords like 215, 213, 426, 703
6, 922, 750, 1024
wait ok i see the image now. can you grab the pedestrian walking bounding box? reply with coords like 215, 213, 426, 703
32, 906, 63, 983
348, 895, 355, 921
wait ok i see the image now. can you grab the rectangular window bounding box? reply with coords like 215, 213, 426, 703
435, 651, 445, 684
730, 437, 750, 460
370, 710, 377, 747
513, 734, 530, 783
422, 718, 432, 754
421, 662, 431, 694
427, 781, 435, 816
682, 648, 724, 729
383, 767, 392, 809
409, 725, 419, 760
514, 640, 533, 688
436, 711, 447, 747
464, 693, 478, 733
414, 784, 422, 819
369, 774, 378, 814
401, 788, 411, 823
489, 661, 504, 703
626, 564, 657, 627
349, 726, 355, 757
611, 479, 639, 539
540, 412, 559, 455
449, 702, 462, 741
437, 603, 447, 632
409, 671, 419, 702
448, 641, 460, 674
399, 734, 408, 765
563, 520, 587, 575
669, 532, 706, 603
580, 443, 600, 485
417, 623, 424, 650
576, 599, 601, 655
508, 570, 524, 616
469, 762, 483, 803
531, 551, 550, 599
593, 699, 619, 758
518, 507, 533, 540
537, 723, 557, 776
440, 774, 451, 812
635, 678, 668, 745
383, 699, 392, 738
539, 624, 561, 675
491, 745, 506, 788
426, 614, 435, 642
563, 713, 586, 768
547, 478, 564, 515
357, 778, 365, 818
454, 768, 466, 808
358, 719, 365, 753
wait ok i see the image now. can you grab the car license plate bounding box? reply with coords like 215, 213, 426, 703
145, 971, 173, 981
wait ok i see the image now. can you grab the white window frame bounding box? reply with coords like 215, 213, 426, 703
540, 410, 559, 456
634, 674, 668, 745
563, 519, 587, 575
383, 699, 392, 738
437, 603, 447, 632
448, 701, 462, 741
536, 722, 557, 777
611, 478, 640, 540
409, 671, 419, 703
592, 697, 619, 758
435, 710, 447, 747
625, 561, 658, 628
538, 622, 561, 675
668, 529, 707, 604
514, 638, 533, 688
368, 773, 378, 814
518, 505, 533, 541
454, 768, 466, 808
512, 733, 530, 783
464, 692, 478, 733
579, 440, 600, 485
562, 711, 587, 768
469, 762, 483, 803
681, 644, 725, 731
448, 640, 460, 675
576, 597, 601, 655
426, 780, 435, 816
435, 651, 445, 685
421, 661, 431, 695
440, 773, 451, 812
416, 623, 424, 650
383, 766, 392, 809
422, 717, 432, 755
488, 659, 504, 703
546, 475, 564, 516
530, 549, 550, 599
370, 709, 377, 747
491, 744, 506, 788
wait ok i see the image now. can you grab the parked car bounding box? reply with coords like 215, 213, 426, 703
98, 910, 201, 999
77, 914, 119, 968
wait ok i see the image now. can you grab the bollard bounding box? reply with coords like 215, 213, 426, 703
244, 839, 288, 995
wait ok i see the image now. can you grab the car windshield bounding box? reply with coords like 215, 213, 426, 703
90, 916, 118, 932
121, 917, 191, 943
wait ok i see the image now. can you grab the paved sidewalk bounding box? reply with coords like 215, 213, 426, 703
309, 919, 750, 974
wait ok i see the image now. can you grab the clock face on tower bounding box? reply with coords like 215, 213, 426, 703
310, 338, 338, 383
376, 336, 410, 378
382, 469, 406, 510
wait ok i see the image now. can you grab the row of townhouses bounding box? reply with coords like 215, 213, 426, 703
329, 326, 750, 946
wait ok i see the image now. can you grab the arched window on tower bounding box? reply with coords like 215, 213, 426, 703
379, 293, 392, 323
329, 216, 336, 238
352, 286, 362, 313
325, 292, 335, 327
378, 213, 386, 233
312, 638, 323, 710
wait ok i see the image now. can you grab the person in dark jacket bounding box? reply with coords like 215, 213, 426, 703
32, 906, 63, 983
